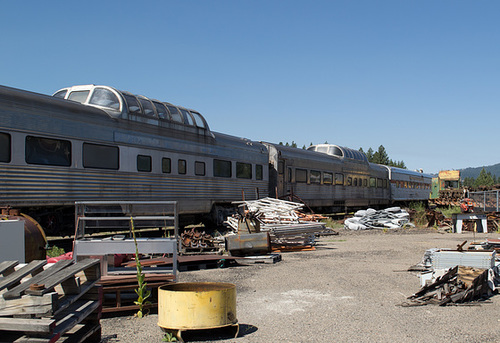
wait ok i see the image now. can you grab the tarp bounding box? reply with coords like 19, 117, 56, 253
344, 207, 413, 230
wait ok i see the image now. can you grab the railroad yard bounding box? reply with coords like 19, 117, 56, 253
99, 228, 500, 343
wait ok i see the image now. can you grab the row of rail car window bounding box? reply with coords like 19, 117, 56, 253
53, 86, 208, 129
0, 132, 264, 180
0, 131, 430, 190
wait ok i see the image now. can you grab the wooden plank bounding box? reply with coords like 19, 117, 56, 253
0, 292, 58, 316
58, 323, 101, 343
3, 260, 74, 300
13, 299, 100, 343
0, 317, 55, 334
25, 259, 99, 296
0, 260, 47, 292
0, 261, 18, 276
52, 280, 100, 317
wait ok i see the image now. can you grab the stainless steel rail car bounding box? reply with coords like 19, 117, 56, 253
0, 85, 269, 234
382, 166, 432, 202
264, 143, 391, 212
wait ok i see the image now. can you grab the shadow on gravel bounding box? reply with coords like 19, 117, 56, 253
181, 324, 258, 341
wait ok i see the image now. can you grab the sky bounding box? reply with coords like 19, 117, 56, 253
1, 1, 498, 174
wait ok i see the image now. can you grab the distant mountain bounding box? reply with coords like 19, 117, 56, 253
460, 163, 500, 179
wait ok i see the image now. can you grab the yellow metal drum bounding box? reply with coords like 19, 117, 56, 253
158, 282, 238, 331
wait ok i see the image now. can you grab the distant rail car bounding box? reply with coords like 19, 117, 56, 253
0, 84, 432, 235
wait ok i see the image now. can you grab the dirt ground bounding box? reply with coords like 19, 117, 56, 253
100, 228, 500, 343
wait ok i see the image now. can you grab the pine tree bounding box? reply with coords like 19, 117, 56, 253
366, 148, 374, 161
474, 168, 495, 187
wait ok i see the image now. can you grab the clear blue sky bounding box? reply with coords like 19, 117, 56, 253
1, 1, 498, 174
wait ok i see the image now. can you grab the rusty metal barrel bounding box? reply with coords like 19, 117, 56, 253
158, 282, 238, 340
0, 209, 47, 262
226, 232, 270, 256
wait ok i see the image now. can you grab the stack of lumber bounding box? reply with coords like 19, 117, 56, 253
0, 258, 102, 343
224, 197, 331, 249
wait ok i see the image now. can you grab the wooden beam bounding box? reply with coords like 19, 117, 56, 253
0, 317, 55, 334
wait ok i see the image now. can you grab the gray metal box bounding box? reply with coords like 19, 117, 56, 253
0, 220, 25, 263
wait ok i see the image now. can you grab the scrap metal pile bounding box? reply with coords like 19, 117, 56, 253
180, 228, 215, 250
225, 197, 332, 248
402, 265, 495, 306
344, 207, 413, 230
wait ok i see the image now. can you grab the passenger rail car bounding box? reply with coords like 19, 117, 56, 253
0, 85, 269, 234
382, 166, 432, 202
264, 143, 391, 212
0, 84, 431, 235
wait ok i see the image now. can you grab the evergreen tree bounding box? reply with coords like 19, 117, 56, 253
366, 148, 374, 161
474, 168, 495, 187
463, 177, 475, 187
291, 141, 297, 148
375, 145, 390, 165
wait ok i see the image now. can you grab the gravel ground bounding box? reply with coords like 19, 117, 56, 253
100, 229, 500, 343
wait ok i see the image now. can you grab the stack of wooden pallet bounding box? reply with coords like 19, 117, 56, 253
0, 258, 102, 343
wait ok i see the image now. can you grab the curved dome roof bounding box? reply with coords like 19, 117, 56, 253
307, 144, 368, 163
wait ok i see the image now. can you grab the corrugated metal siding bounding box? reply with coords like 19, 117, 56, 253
0, 165, 268, 210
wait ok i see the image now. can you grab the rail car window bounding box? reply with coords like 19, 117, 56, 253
89, 88, 120, 110
296, 169, 307, 183
83, 143, 119, 170
0, 133, 11, 163
354, 178, 358, 187
178, 159, 187, 174
310, 170, 321, 184
154, 102, 170, 120
123, 94, 141, 114
347, 177, 352, 186
162, 158, 171, 173
236, 162, 252, 179
323, 172, 333, 185
363, 179, 368, 187
25, 136, 71, 166
335, 173, 344, 185
195, 161, 206, 176
137, 155, 152, 172
181, 109, 195, 126
384, 180, 388, 188
377, 178, 383, 188
53, 90, 67, 99
167, 105, 184, 123
214, 159, 231, 178
288, 168, 292, 182
138, 98, 155, 116
370, 177, 376, 188
190, 111, 207, 129
68, 90, 89, 104
256, 164, 263, 180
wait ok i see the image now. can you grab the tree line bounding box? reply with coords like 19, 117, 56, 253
462, 168, 499, 188
277, 142, 406, 169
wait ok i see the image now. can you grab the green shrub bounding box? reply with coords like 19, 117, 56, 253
46, 246, 65, 258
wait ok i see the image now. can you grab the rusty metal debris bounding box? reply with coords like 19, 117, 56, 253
181, 228, 215, 250
401, 266, 495, 306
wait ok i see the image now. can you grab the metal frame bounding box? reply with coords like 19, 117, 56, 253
73, 201, 178, 279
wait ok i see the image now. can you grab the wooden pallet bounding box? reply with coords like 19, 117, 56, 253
0, 259, 102, 343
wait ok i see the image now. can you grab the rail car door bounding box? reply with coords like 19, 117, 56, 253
277, 159, 285, 197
